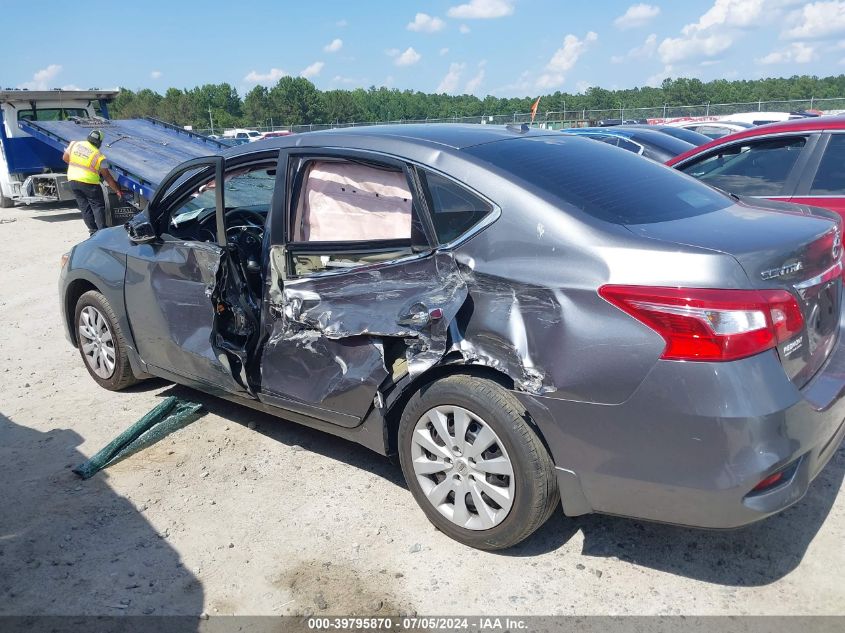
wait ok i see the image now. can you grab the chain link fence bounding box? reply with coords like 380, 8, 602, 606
195, 96, 845, 136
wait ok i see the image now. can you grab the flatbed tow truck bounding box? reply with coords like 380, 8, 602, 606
0, 89, 227, 225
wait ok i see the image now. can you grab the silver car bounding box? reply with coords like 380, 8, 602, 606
60, 125, 845, 549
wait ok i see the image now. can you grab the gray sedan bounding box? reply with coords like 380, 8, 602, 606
60, 125, 845, 549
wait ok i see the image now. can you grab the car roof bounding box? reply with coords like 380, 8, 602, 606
223, 124, 560, 156
695, 121, 754, 127
667, 114, 845, 166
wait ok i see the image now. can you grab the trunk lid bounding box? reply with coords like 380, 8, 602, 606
626, 201, 842, 386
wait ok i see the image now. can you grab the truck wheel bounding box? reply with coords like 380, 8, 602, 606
74, 290, 138, 391
0, 183, 13, 208
398, 374, 559, 550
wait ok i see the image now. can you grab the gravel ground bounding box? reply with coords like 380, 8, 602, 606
0, 202, 844, 617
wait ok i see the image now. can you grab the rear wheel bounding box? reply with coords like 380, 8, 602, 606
74, 290, 138, 390
398, 374, 559, 550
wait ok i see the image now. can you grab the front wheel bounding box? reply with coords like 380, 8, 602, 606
74, 290, 138, 391
398, 374, 559, 550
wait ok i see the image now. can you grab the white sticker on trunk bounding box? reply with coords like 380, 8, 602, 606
783, 337, 803, 356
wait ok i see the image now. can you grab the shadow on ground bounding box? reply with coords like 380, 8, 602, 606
158, 384, 406, 489
508, 446, 845, 587
140, 384, 843, 588
0, 412, 204, 619
31, 212, 83, 224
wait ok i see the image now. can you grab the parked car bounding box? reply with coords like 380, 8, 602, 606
223, 128, 263, 142
669, 120, 755, 139
60, 125, 845, 549
560, 125, 696, 161
594, 118, 649, 127
667, 115, 845, 220
260, 130, 293, 139
216, 137, 251, 147
716, 111, 796, 126
625, 124, 711, 146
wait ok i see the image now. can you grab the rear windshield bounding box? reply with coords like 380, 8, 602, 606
630, 130, 696, 156
653, 126, 710, 146
465, 136, 730, 224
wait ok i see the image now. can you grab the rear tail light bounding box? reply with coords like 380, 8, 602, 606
598, 285, 804, 362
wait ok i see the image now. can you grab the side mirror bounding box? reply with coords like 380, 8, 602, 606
125, 214, 157, 244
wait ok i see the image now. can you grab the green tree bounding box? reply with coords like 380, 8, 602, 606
107, 73, 845, 129
268, 77, 322, 125
242, 86, 271, 127
159, 88, 196, 126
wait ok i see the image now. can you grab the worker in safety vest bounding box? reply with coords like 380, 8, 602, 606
62, 129, 126, 236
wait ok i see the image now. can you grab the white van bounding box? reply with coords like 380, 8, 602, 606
222, 128, 263, 142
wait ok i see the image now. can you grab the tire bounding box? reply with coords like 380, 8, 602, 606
0, 183, 13, 208
74, 290, 139, 391
398, 374, 559, 550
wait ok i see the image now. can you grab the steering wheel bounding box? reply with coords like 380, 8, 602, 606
222, 209, 266, 282
224, 208, 266, 234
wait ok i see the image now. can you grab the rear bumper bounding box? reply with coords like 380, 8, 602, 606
517, 325, 845, 529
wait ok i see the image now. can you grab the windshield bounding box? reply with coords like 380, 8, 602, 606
170, 167, 276, 227
466, 136, 730, 225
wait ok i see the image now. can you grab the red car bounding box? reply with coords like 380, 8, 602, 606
667, 116, 845, 221
260, 130, 293, 139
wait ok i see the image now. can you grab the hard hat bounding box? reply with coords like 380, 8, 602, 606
87, 129, 104, 148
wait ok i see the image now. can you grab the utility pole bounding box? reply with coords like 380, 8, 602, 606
208, 106, 214, 135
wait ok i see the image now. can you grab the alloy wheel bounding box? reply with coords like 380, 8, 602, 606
410, 405, 515, 530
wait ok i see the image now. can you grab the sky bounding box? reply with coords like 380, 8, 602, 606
3, 0, 845, 98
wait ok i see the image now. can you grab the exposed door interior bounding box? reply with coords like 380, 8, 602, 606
257, 152, 468, 425
126, 155, 277, 395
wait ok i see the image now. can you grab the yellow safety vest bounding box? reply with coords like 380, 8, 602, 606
67, 140, 105, 184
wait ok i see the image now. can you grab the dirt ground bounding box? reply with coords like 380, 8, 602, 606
1, 202, 844, 617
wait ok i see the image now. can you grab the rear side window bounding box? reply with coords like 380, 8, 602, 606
616, 138, 643, 154
466, 136, 729, 225
680, 136, 806, 196
284, 158, 426, 276
810, 135, 845, 195
291, 160, 413, 242
418, 170, 494, 243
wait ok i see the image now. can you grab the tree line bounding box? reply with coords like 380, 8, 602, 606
110, 74, 845, 130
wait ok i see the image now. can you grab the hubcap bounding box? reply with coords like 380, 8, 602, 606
78, 306, 116, 379
410, 405, 515, 530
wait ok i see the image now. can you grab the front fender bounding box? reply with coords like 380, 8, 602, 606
60, 228, 144, 372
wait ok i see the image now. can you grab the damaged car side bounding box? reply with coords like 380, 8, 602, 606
61, 125, 845, 549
